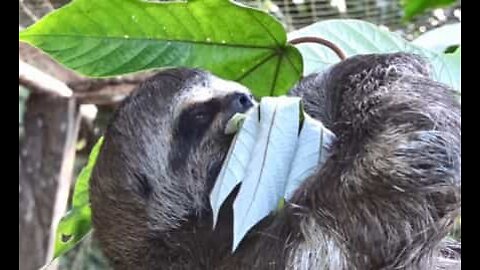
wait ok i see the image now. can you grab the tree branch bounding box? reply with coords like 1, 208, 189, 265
20, 42, 82, 83
19, 60, 73, 97
73, 84, 137, 105
20, 43, 150, 105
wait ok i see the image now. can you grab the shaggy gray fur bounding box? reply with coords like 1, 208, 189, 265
90, 53, 461, 270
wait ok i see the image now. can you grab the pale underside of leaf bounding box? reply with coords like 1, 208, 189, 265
232, 97, 300, 251
209, 97, 336, 251
412, 23, 460, 54
288, 19, 460, 91
210, 107, 260, 228
284, 114, 335, 200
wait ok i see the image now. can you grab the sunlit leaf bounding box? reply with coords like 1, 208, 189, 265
19, 0, 302, 97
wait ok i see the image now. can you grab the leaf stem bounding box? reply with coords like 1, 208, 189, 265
289, 37, 346, 61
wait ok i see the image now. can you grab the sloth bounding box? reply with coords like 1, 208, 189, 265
89, 53, 461, 270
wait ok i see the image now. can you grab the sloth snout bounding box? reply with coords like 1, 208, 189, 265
227, 92, 254, 114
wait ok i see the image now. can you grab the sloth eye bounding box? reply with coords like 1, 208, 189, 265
176, 100, 221, 134
193, 109, 210, 122
195, 113, 206, 118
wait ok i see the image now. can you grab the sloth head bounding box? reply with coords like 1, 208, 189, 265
90, 68, 254, 265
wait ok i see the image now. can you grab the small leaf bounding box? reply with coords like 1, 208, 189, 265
288, 19, 460, 91
401, 0, 456, 21
224, 113, 248, 135
444, 45, 459, 54
53, 137, 104, 259
19, 0, 302, 97
232, 97, 300, 251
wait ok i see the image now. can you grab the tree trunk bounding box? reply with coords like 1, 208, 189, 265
19, 94, 80, 270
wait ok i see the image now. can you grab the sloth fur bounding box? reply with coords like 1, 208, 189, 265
90, 53, 461, 270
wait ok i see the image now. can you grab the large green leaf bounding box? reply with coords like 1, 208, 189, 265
53, 137, 104, 259
401, 0, 457, 21
19, 0, 302, 97
288, 19, 461, 92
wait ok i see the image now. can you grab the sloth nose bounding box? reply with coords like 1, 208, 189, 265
228, 92, 254, 113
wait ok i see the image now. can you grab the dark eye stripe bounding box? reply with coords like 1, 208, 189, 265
169, 99, 221, 173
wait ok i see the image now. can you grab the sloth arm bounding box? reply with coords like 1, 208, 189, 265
220, 53, 461, 269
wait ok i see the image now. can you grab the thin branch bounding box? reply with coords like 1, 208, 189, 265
44, 0, 55, 12
68, 76, 150, 105
19, 56, 143, 105
289, 36, 346, 61
19, 0, 39, 22
19, 60, 73, 97
46, 98, 81, 264
73, 84, 137, 105
68, 76, 146, 92
21, 0, 54, 19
